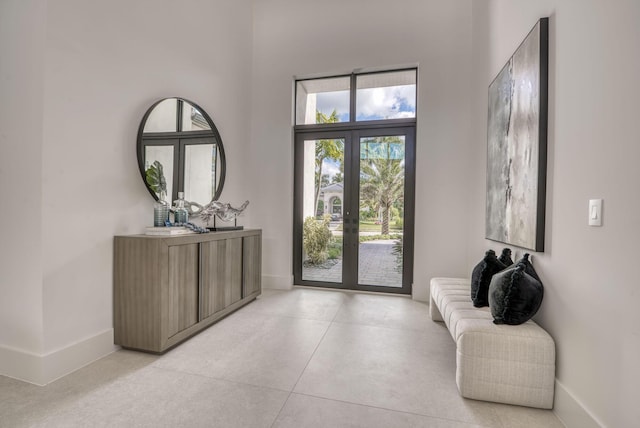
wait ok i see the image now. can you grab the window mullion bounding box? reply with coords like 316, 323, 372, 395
176, 100, 183, 132
349, 73, 357, 123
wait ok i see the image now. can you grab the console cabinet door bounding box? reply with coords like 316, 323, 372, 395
167, 243, 199, 338
243, 235, 262, 297
200, 238, 243, 320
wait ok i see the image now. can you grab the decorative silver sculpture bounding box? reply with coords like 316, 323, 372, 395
200, 200, 250, 225
182, 200, 204, 216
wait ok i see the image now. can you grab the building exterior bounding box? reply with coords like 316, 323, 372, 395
318, 183, 343, 218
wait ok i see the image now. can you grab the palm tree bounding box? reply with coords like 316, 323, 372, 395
360, 141, 405, 235
314, 110, 343, 215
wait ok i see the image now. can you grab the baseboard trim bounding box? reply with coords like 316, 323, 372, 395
0, 344, 44, 385
412, 281, 429, 302
262, 274, 293, 290
554, 379, 603, 428
0, 329, 117, 386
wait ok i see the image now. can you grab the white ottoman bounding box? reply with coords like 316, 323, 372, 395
430, 277, 556, 409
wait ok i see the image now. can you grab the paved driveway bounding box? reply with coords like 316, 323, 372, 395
303, 240, 402, 287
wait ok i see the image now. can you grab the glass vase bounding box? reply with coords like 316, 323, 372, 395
153, 201, 169, 227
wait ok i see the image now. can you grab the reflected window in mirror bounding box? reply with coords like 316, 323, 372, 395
143, 98, 179, 133
183, 106, 211, 131
184, 143, 217, 204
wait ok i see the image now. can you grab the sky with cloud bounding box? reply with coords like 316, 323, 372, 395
315, 84, 416, 122
322, 158, 342, 179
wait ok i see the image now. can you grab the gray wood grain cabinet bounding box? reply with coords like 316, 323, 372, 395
114, 229, 261, 353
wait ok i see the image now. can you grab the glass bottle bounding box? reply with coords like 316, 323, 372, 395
174, 192, 189, 224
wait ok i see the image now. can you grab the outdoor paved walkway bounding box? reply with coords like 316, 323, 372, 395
302, 240, 402, 287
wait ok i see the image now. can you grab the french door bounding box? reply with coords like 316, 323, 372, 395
293, 125, 415, 294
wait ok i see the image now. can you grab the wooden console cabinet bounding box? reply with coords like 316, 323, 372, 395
113, 229, 261, 353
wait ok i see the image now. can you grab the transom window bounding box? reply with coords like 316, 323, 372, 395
295, 69, 417, 126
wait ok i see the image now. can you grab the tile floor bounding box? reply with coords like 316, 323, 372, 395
1, 288, 566, 427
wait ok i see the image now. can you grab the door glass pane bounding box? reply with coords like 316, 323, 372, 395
301, 138, 345, 283
144, 145, 174, 204
356, 70, 416, 121
183, 143, 216, 206
358, 136, 405, 287
296, 77, 350, 125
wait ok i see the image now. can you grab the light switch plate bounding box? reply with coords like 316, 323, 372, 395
589, 199, 603, 226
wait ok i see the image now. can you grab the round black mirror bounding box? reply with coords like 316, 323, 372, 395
137, 97, 226, 215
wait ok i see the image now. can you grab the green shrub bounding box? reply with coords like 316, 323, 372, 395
359, 208, 376, 220
327, 246, 341, 259
394, 217, 404, 229
358, 234, 402, 243
303, 216, 332, 264
327, 237, 342, 259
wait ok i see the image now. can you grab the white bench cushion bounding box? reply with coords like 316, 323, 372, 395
430, 277, 555, 409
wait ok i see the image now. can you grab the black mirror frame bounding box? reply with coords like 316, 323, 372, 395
136, 97, 226, 204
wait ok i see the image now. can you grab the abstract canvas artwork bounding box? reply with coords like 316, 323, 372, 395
486, 18, 549, 252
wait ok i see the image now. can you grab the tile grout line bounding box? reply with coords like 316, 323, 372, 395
148, 363, 293, 395
268, 295, 347, 428
263, 291, 498, 428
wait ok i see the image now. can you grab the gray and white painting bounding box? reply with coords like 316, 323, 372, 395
486, 20, 546, 251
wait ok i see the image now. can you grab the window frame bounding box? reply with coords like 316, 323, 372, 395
294, 68, 418, 130
293, 67, 418, 295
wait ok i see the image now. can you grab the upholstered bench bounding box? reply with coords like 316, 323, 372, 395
429, 277, 556, 409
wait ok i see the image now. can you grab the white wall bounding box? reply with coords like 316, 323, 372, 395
1, 0, 253, 384
250, 0, 473, 295
0, 0, 46, 379
4, 1, 636, 424
469, 1, 640, 427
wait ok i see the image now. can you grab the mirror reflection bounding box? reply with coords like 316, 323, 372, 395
144, 145, 174, 202
184, 143, 217, 205
137, 98, 226, 213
